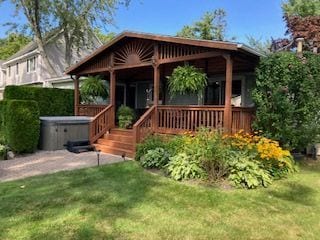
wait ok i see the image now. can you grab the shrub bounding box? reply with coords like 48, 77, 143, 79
0, 101, 7, 144
140, 147, 170, 169
5, 100, 40, 153
166, 153, 205, 181
135, 135, 165, 161
0, 144, 7, 160
4, 85, 74, 116
228, 153, 273, 189
117, 105, 135, 129
252, 52, 320, 151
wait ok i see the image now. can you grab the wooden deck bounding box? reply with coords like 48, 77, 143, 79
77, 104, 254, 156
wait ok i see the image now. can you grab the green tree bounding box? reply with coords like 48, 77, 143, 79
1, 0, 130, 73
282, 0, 320, 17
177, 9, 228, 41
94, 29, 116, 44
252, 52, 320, 151
0, 33, 30, 60
246, 36, 271, 55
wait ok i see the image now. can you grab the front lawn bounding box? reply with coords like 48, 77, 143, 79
0, 160, 319, 240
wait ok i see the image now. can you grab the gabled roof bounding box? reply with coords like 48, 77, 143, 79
66, 31, 263, 75
6, 30, 62, 62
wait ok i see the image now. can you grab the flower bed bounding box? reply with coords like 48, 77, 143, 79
136, 129, 297, 189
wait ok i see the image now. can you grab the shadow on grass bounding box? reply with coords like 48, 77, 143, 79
0, 161, 161, 239
267, 182, 317, 206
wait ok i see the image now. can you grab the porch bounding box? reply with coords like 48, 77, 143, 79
66, 32, 259, 156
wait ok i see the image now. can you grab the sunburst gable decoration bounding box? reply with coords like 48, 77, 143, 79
114, 40, 154, 66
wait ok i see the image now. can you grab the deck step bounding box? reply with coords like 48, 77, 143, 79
110, 128, 133, 136
96, 139, 134, 151
94, 144, 134, 158
103, 133, 133, 143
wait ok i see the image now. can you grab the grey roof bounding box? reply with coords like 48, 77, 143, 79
6, 41, 38, 61
6, 29, 62, 61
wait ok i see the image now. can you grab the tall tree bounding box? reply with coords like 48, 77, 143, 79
177, 9, 228, 41
282, 0, 320, 17
94, 29, 116, 44
1, 0, 130, 74
0, 33, 30, 60
246, 36, 271, 55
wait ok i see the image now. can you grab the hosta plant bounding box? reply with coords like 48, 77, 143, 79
140, 148, 170, 169
166, 153, 205, 181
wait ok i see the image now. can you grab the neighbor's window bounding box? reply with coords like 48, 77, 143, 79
8, 65, 11, 77
27, 57, 36, 72
16, 63, 19, 75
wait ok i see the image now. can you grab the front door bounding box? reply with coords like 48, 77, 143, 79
116, 85, 125, 109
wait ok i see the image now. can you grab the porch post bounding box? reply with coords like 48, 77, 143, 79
153, 44, 160, 131
110, 70, 116, 128
74, 75, 80, 116
223, 54, 233, 133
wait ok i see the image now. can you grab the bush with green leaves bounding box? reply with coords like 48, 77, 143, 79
5, 100, 40, 153
228, 153, 273, 189
0, 144, 7, 160
166, 153, 205, 181
80, 75, 109, 104
167, 65, 207, 102
117, 105, 135, 129
135, 135, 166, 162
4, 85, 74, 116
140, 147, 170, 169
252, 52, 320, 151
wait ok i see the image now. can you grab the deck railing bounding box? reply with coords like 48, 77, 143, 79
157, 105, 225, 134
89, 105, 114, 144
77, 104, 108, 117
133, 105, 156, 145
231, 107, 255, 134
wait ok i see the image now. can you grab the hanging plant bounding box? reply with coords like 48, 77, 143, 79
80, 75, 109, 104
167, 65, 207, 96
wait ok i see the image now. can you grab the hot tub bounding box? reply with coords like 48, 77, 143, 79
39, 116, 91, 151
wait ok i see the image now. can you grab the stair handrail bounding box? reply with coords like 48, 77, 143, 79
89, 104, 114, 144
133, 105, 156, 147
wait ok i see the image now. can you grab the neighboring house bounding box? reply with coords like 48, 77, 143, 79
0, 31, 102, 99
66, 31, 263, 157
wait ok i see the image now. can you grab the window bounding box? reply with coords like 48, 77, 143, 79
16, 63, 19, 75
27, 57, 36, 72
8, 66, 11, 77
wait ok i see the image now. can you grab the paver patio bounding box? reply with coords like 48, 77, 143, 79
0, 150, 125, 182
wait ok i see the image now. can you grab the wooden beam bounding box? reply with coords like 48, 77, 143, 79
158, 51, 223, 64
74, 76, 80, 116
223, 54, 233, 133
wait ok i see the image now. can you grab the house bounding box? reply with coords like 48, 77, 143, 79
66, 31, 262, 157
0, 31, 102, 99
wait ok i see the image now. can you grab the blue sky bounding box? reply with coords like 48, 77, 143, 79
0, 0, 286, 43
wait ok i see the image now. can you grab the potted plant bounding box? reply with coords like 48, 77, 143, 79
80, 75, 109, 104
117, 105, 136, 129
167, 65, 207, 104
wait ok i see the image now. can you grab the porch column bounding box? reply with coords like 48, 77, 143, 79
110, 70, 116, 128
223, 54, 233, 133
153, 65, 160, 106
74, 76, 80, 116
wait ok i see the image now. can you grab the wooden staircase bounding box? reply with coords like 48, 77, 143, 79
94, 128, 135, 158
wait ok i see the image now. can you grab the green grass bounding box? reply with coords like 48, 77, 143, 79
0, 160, 319, 240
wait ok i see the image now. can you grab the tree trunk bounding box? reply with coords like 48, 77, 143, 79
20, 0, 57, 78
64, 32, 72, 67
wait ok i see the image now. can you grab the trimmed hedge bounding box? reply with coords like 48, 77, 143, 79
4, 85, 74, 116
5, 100, 40, 153
0, 100, 7, 144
